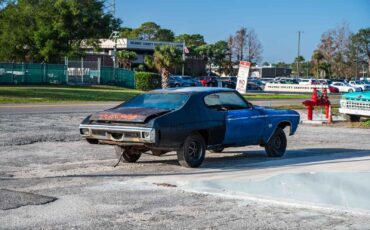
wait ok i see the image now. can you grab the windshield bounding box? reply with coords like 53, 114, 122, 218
122, 93, 189, 110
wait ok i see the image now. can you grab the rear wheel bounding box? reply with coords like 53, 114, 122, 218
114, 146, 141, 163
349, 115, 361, 122
265, 128, 287, 157
348, 89, 353, 93
177, 133, 206, 168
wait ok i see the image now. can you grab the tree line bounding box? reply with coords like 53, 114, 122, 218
117, 22, 263, 76
0, 1, 368, 79
273, 23, 370, 79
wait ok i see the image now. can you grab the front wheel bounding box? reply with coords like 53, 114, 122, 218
114, 146, 141, 163
265, 128, 287, 157
177, 133, 206, 168
348, 89, 353, 93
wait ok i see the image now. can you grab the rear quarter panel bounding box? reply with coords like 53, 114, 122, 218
259, 108, 300, 144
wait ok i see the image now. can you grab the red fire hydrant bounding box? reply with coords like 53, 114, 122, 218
302, 88, 331, 121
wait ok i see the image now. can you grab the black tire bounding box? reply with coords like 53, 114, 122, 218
86, 138, 98, 144
114, 146, 141, 163
265, 127, 287, 157
349, 115, 361, 122
177, 133, 206, 168
348, 89, 353, 93
209, 147, 224, 153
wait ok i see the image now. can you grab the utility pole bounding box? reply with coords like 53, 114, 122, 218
297, 31, 303, 77
109, 31, 120, 68
355, 47, 358, 80
182, 41, 185, 76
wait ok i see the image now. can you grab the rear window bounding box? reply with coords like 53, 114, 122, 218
122, 93, 189, 110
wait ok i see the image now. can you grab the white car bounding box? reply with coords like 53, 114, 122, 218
298, 78, 318, 85
349, 80, 370, 91
330, 82, 361, 93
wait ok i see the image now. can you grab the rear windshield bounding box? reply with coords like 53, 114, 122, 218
122, 93, 189, 110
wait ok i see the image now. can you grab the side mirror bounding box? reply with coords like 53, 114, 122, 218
248, 102, 254, 109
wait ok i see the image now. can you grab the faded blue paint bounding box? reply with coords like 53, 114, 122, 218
224, 108, 265, 145
224, 106, 300, 146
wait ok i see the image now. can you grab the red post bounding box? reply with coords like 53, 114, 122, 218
328, 106, 333, 124
325, 105, 329, 119
308, 105, 313, 120
312, 88, 318, 104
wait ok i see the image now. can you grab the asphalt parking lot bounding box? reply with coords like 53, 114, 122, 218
1, 107, 370, 229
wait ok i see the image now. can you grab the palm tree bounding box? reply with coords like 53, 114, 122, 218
116, 50, 137, 69
145, 45, 183, 88
312, 50, 324, 78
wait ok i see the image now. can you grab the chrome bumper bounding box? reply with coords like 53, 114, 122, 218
79, 124, 156, 143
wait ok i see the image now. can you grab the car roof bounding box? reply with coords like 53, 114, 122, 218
150, 87, 235, 94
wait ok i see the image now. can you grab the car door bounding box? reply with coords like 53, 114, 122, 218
204, 92, 265, 146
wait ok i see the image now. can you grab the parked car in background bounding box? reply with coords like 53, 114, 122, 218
80, 88, 300, 168
218, 76, 237, 88
330, 81, 361, 93
349, 80, 370, 91
198, 76, 218, 87
247, 80, 265, 91
298, 78, 319, 85
339, 92, 370, 122
272, 78, 299, 84
328, 85, 340, 93
170, 76, 189, 87
317, 79, 332, 85
170, 76, 201, 87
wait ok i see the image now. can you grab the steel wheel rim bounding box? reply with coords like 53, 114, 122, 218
188, 141, 202, 161
273, 136, 282, 149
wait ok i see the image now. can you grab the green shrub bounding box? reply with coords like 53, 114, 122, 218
135, 71, 161, 91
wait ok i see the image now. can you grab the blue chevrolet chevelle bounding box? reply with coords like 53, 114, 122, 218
80, 87, 300, 168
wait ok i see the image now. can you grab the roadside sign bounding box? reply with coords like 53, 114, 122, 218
236, 61, 251, 94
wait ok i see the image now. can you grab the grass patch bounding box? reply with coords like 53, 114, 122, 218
272, 105, 306, 110
355, 119, 370, 128
0, 85, 312, 104
0, 85, 142, 104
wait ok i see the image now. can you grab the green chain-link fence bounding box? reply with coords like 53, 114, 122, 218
0, 63, 67, 85
0, 63, 135, 88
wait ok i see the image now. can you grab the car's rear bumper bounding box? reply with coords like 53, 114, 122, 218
79, 124, 156, 144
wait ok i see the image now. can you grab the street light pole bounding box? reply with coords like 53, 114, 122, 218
182, 41, 185, 76
297, 31, 303, 77
109, 31, 120, 68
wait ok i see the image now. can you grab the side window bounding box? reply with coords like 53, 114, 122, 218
204, 92, 249, 111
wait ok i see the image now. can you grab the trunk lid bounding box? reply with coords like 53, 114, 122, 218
90, 107, 171, 123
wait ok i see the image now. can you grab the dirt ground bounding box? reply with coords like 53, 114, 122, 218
1, 111, 370, 229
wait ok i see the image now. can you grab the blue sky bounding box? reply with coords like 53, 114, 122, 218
116, 0, 370, 63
